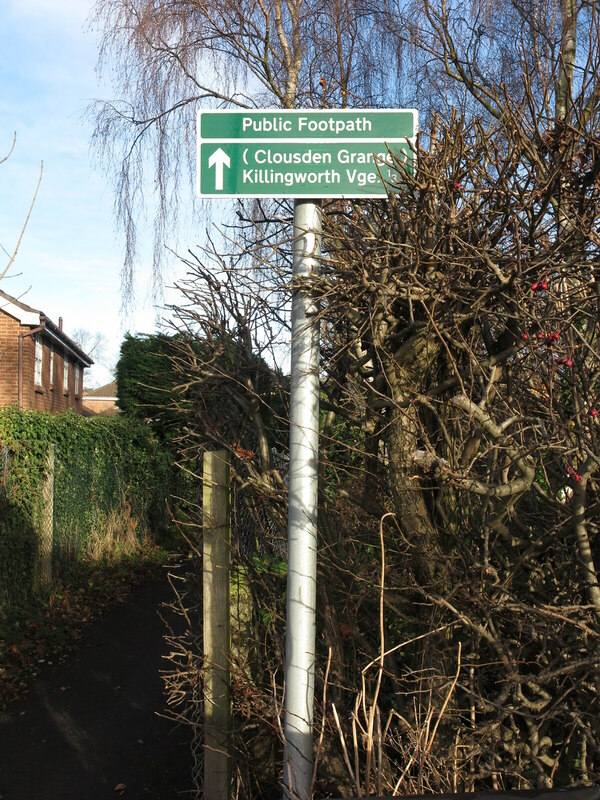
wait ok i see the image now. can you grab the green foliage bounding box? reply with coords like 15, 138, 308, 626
116, 330, 288, 449
0, 408, 172, 610
250, 554, 287, 576
115, 331, 204, 524
115, 332, 184, 439
0, 494, 36, 612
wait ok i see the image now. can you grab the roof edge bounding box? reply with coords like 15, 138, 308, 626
0, 289, 94, 366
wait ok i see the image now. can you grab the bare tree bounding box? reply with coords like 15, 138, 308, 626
95, 0, 600, 794
89, 0, 399, 300
157, 3, 600, 796
70, 328, 107, 361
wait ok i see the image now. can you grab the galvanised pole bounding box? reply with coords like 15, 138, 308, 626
283, 199, 322, 800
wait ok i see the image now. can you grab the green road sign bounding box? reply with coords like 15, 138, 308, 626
197, 109, 417, 198
198, 141, 414, 198
200, 109, 416, 140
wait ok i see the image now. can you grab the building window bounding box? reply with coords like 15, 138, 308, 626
75, 365, 80, 396
49, 347, 54, 386
63, 358, 69, 392
34, 335, 43, 386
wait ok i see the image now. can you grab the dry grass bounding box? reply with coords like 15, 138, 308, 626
85, 499, 147, 563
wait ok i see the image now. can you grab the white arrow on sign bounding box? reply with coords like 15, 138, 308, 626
208, 147, 230, 191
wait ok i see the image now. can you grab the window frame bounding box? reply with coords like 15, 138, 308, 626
34, 335, 43, 386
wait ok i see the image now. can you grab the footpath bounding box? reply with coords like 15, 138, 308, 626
0, 569, 192, 799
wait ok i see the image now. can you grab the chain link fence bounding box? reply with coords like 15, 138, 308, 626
0, 442, 126, 610
0, 415, 169, 614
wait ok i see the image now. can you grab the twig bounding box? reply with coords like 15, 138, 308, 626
0, 131, 16, 165
424, 641, 462, 755
311, 647, 332, 790
362, 623, 455, 674
352, 696, 361, 797
332, 702, 360, 796
1, 160, 43, 281
365, 512, 391, 795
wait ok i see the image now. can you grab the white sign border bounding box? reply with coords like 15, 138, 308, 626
196, 108, 418, 199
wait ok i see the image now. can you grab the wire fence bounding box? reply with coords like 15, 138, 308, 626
0, 439, 155, 613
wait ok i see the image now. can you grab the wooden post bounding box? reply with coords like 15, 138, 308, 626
35, 443, 54, 593
203, 450, 231, 800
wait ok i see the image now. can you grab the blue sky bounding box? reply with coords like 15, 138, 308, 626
0, 0, 187, 386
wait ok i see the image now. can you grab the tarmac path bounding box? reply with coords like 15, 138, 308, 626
0, 569, 193, 800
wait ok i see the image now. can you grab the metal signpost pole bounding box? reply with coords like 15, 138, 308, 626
197, 108, 416, 800
283, 199, 322, 800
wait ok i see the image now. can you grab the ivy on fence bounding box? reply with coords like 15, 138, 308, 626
0, 408, 172, 609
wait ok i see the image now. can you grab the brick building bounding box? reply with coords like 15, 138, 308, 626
82, 381, 120, 416
0, 290, 94, 413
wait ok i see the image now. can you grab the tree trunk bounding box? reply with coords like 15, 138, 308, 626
384, 335, 448, 589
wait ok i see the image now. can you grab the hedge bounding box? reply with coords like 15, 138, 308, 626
0, 408, 172, 608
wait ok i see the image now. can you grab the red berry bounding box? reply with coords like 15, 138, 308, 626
553, 332, 560, 340
591, 409, 598, 417
574, 474, 583, 482
538, 333, 544, 340
522, 332, 529, 341
541, 281, 548, 290
453, 181, 461, 190
567, 466, 575, 475
532, 282, 539, 291
565, 359, 573, 367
